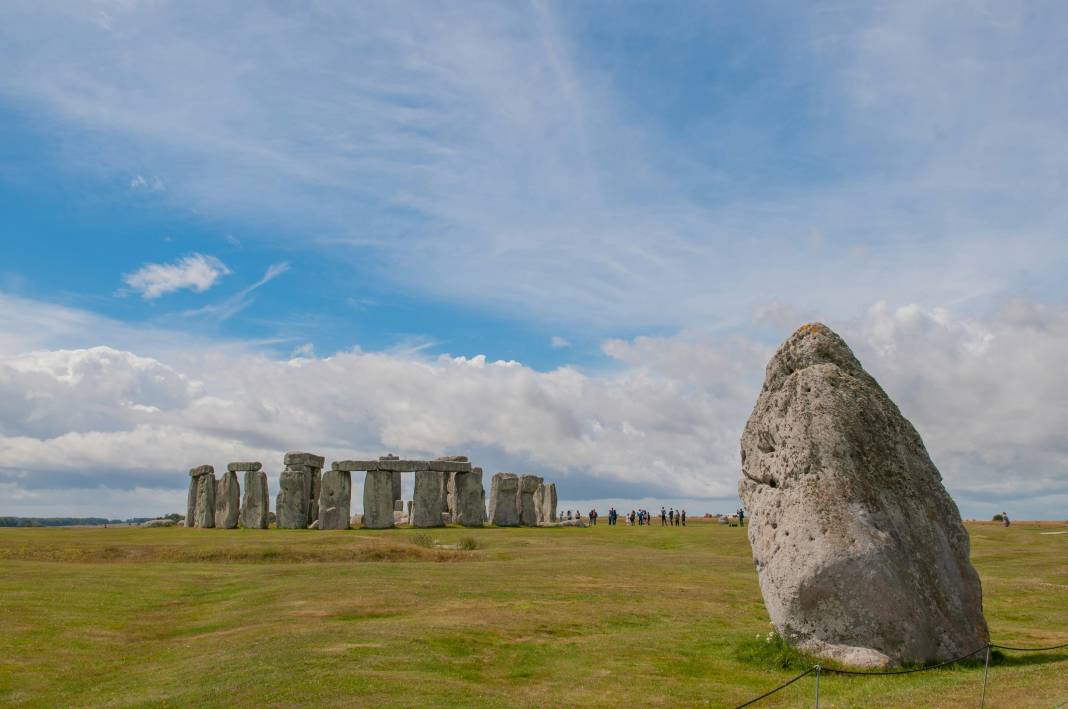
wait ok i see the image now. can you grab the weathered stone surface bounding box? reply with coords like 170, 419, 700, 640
276, 468, 309, 529
307, 465, 322, 526
392, 470, 402, 503
393, 510, 409, 526
412, 470, 446, 528
427, 460, 471, 473
488, 473, 520, 526
435, 455, 469, 462
318, 469, 352, 530
517, 475, 543, 527
394, 499, 404, 512
192, 474, 215, 528
453, 468, 487, 527
362, 469, 395, 529
227, 461, 262, 472
189, 464, 214, 477
214, 470, 240, 529
332, 459, 430, 472
141, 518, 176, 528
284, 451, 325, 467
739, 323, 989, 668
186, 477, 198, 527
379, 454, 399, 460
534, 482, 557, 525
240, 470, 270, 529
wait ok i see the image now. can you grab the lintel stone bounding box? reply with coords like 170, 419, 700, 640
189, 464, 214, 478
227, 461, 262, 472
284, 451, 325, 467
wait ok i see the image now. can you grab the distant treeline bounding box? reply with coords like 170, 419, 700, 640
1, 517, 122, 527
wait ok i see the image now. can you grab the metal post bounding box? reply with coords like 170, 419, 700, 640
814, 664, 821, 708
979, 645, 991, 708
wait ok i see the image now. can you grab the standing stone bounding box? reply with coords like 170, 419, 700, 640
276, 468, 309, 529
739, 323, 989, 668
187, 465, 213, 528
214, 470, 240, 529
534, 482, 557, 525
240, 469, 269, 529
318, 469, 352, 530
193, 472, 215, 529
362, 469, 395, 529
454, 468, 487, 527
391, 471, 402, 505
278, 452, 324, 528
194, 478, 213, 529
406, 500, 413, 518
517, 475, 543, 526
488, 473, 520, 526
412, 470, 446, 528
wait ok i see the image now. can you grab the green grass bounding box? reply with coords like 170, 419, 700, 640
0, 520, 1064, 708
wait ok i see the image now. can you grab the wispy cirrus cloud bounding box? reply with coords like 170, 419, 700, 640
120, 253, 230, 300
181, 261, 289, 321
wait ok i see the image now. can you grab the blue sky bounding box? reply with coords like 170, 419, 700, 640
1, 1, 1066, 519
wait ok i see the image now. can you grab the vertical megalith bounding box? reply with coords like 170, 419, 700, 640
363, 469, 395, 529
739, 323, 989, 668
488, 473, 520, 526
187, 465, 216, 528
454, 467, 487, 527
214, 470, 240, 529
318, 469, 352, 530
517, 475, 543, 527
234, 462, 269, 529
277, 452, 323, 529
412, 470, 446, 528
534, 482, 557, 526
391, 471, 402, 506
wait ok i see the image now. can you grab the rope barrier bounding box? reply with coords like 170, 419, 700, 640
991, 641, 1068, 652
731, 639, 1068, 707
732, 666, 816, 709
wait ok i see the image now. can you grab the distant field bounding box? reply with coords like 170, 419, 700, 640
0, 520, 1064, 708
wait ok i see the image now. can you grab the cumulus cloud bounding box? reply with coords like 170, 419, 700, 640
0, 295, 1066, 519
121, 254, 230, 299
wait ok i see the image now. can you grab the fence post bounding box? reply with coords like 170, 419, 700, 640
814, 665, 821, 708
979, 645, 991, 708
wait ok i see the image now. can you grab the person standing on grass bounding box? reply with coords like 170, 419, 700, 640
668, 508, 674, 526
681, 509, 687, 526
1003, 511, 1010, 527
737, 507, 745, 527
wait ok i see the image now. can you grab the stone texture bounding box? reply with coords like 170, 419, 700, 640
186, 477, 198, 528
227, 461, 262, 472
192, 473, 215, 528
453, 468, 487, 527
393, 510, 409, 526
488, 473, 520, 526
362, 469, 395, 529
534, 482, 557, 526
739, 323, 989, 668
276, 468, 309, 529
350, 514, 363, 528
240, 470, 270, 529
517, 475, 543, 527
284, 452, 325, 467
412, 470, 446, 528
392, 470, 402, 504
214, 470, 240, 529
188, 464, 214, 478
427, 460, 471, 473
141, 518, 176, 527
318, 469, 352, 530
307, 465, 322, 526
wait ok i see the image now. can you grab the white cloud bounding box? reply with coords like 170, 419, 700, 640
121, 253, 230, 300
129, 174, 164, 191
181, 261, 288, 321
550, 336, 571, 349
0, 294, 1065, 519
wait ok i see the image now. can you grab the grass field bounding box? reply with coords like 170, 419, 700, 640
0, 520, 1065, 708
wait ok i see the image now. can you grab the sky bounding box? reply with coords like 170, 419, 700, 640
0, 1, 1066, 520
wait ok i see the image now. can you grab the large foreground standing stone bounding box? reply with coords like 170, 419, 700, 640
533, 482, 557, 525
453, 468, 487, 527
240, 469, 269, 529
412, 470, 446, 528
187, 465, 215, 528
517, 475, 542, 526
362, 469, 395, 529
214, 470, 240, 529
488, 473, 520, 526
318, 470, 352, 530
276, 468, 309, 529
739, 323, 988, 668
